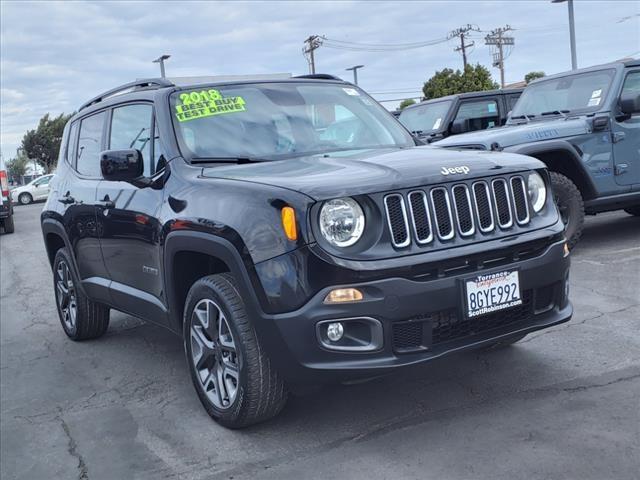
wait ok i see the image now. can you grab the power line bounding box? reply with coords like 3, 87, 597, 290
321, 35, 449, 52
302, 35, 323, 74
485, 25, 514, 88
448, 24, 480, 68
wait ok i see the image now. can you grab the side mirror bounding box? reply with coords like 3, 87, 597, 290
100, 149, 144, 182
620, 92, 640, 115
450, 118, 471, 135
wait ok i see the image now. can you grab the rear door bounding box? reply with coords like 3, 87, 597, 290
96, 103, 167, 323
612, 69, 640, 187
57, 112, 111, 301
453, 97, 501, 132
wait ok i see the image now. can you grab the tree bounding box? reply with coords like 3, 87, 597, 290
6, 151, 29, 181
20, 113, 72, 173
399, 99, 416, 110
525, 71, 545, 84
422, 64, 499, 100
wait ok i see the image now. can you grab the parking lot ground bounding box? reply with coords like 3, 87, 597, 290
1, 203, 639, 480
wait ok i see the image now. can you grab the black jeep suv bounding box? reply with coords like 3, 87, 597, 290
41, 75, 572, 428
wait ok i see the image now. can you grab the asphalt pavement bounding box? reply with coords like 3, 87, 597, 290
1, 202, 639, 480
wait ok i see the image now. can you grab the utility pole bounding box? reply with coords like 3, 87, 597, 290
448, 25, 480, 69
485, 26, 514, 88
303, 35, 323, 74
345, 65, 364, 85
552, 0, 578, 69
152, 54, 171, 78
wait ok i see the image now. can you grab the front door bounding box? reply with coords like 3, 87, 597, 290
613, 70, 640, 187
33, 175, 52, 200
96, 103, 167, 323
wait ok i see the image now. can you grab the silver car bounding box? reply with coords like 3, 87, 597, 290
11, 174, 54, 205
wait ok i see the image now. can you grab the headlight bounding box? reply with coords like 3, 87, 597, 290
319, 197, 365, 247
527, 172, 547, 213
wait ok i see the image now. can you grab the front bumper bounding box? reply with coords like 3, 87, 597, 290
251, 236, 572, 383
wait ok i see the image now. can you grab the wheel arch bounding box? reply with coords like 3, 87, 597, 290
163, 231, 265, 334
505, 140, 598, 201
41, 218, 89, 296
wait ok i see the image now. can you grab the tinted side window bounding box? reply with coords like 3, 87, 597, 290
455, 100, 500, 131
77, 112, 106, 177
66, 122, 79, 164
621, 71, 640, 96
110, 104, 153, 176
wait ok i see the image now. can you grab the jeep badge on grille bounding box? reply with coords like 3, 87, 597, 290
441, 166, 470, 175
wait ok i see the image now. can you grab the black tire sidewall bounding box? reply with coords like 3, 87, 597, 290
550, 172, 584, 248
183, 278, 248, 424
53, 248, 79, 337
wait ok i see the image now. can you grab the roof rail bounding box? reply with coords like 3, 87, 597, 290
78, 78, 174, 111
294, 74, 344, 81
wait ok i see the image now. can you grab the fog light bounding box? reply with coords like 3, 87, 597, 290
324, 288, 363, 304
563, 243, 570, 257
326, 322, 344, 342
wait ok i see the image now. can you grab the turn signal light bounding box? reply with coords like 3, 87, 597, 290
324, 288, 364, 304
281, 206, 297, 241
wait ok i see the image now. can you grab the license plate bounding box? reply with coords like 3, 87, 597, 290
465, 270, 522, 318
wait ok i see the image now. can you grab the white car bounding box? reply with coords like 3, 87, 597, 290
11, 174, 54, 205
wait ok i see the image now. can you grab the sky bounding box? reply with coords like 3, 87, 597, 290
1, 0, 638, 160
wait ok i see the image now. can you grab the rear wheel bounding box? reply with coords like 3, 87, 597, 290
18, 193, 32, 205
549, 172, 584, 250
53, 248, 110, 340
183, 273, 287, 428
624, 205, 640, 216
2, 215, 14, 233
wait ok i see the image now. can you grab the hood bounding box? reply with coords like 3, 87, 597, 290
434, 117, 590, 149
200, 146, 543, 200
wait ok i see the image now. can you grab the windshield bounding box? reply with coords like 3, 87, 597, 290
171, 82, 414, 161
398, 100, 452, 134
510, 69, 616, 120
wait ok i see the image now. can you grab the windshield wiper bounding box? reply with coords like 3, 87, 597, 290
510, 114, 535, 123
191, 157, 263, 164
541, 109, 570, 117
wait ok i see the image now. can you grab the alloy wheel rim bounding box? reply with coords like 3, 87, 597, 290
56, 260, 77, 331
20, 194, 30, 205
190, 299, 239, 410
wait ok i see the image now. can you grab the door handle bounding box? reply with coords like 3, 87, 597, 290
58, 193, 75, 205
612, 132, 626, 143
96, 199, 115, 209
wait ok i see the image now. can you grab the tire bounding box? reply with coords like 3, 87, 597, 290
18, 193, 33, 205
2, 215, 14, 234
183, 273, 287, 428
549, 172, 584, 250
624, 205, 640, 216
485, 333, 527, 350
53, 248, 110, 340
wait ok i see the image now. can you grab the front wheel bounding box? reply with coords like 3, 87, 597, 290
18, 193, 33, 205
549, 172, 584, 250
183, 273, 287, 428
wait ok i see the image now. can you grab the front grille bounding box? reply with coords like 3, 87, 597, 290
392, 289, 539, 353
510, 177, 529, 224
430, 188, 454, 240
384, 194, 410, 248
384, 174, 531, 249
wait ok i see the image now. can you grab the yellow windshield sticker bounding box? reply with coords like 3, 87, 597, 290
175, 89, 246, 122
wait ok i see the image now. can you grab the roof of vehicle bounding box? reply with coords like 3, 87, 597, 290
526, 58, 639, 86
402, 88, 524, 112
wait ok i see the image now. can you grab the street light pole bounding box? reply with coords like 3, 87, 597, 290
152, 54, 171, 78
552, 0, 578, 69
345, 65, 364, 85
